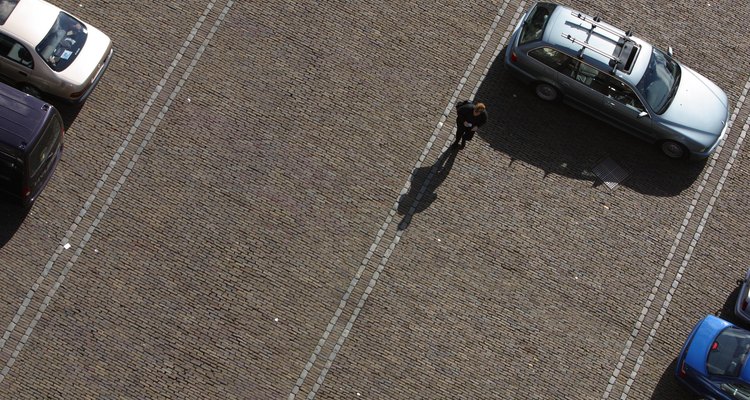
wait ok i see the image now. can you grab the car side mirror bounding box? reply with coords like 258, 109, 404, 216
668, 46, 674, 56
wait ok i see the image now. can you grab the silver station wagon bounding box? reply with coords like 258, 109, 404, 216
504, 2, 729, 160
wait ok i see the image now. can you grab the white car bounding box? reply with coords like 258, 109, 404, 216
0, 0, 113, 103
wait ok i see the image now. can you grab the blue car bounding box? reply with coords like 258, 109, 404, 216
676, 315, 750, 399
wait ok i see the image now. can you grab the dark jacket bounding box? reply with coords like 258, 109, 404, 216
456, 103, 487, 129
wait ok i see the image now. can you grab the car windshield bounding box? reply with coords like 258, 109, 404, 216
707, 326, 750, 377
519, 3, 556, 45
635, 48, 681, 114
0, 0, 19, 25
35, 12, 87, 72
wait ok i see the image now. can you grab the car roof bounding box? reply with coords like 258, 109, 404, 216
0, 83, 55, 150
541, 3, 652, 86
0, 0, 62, 47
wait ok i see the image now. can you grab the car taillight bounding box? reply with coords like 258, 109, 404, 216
510, 51, 518, 62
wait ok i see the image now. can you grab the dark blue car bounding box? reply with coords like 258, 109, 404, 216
676, 315, 750, 399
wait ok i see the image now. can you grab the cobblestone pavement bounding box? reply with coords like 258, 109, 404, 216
0, 0, 748, 398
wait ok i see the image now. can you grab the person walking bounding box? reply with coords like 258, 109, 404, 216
454, 101, 487, 149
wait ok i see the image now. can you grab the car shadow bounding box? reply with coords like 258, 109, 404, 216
48, 98, 85, 131
0, 197, 29, 248
650, 357, 701, 400
397, 144, 459, 230
0, 94, 83, 248
473, 54, 705, 196
649, 284, 743, 399
716, 282, 743, 326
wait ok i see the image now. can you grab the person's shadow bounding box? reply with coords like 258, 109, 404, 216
397, 144, 459, 230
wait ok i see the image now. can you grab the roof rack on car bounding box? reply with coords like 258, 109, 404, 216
563, 11, 640, 74
561, 33, 618, 62
571, 12, 633, 42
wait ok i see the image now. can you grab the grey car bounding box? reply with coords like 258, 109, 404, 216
504, 2, 729, 160
735, 268, 750, 326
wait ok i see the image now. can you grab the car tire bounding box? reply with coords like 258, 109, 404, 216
534, 82, 559, 102
660, 140, 687, 159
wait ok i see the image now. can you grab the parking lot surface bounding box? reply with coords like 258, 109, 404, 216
0, 0, 749, 398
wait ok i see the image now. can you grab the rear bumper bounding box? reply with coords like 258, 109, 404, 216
71, 47, 114, 104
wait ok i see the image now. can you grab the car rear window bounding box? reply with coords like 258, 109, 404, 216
35, 12, 88, 72
519, 3, 557, 45
707, 326, 750, 377
0, 0, 19, 25
29, 115, 62, 180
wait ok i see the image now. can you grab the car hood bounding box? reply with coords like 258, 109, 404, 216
57, 25, 112, 87
659, 65, 729, 146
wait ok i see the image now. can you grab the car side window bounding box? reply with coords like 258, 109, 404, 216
574, 63, 600, 86
598, 73, 646, 112
566, 60, 647, 113
528, 47, 577, 74
0, 33, 33, 69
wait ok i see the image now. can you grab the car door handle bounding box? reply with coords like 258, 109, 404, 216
605, 100, 616, 108
17, 71, 27, 77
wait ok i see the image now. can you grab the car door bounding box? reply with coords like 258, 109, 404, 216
0, 32, 33, 89
526, 47, 598, 112
598, 74, 654, 141
555, 57, 613, 120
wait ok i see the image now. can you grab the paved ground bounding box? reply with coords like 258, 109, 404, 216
0, 0, 748, 398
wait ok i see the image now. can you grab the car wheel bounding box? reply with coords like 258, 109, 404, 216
534, 82, 559, 102
20, 85, 42, 99
660, 140, 687, 159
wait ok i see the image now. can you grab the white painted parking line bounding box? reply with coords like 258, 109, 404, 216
0, 0, 235, 384
601, 75, 750, 399
288, 1, 527, 398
